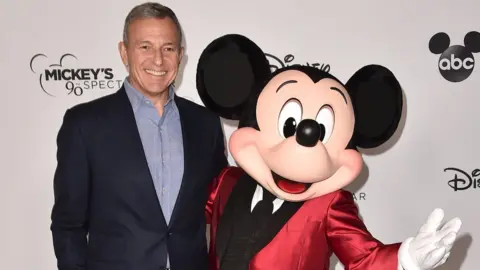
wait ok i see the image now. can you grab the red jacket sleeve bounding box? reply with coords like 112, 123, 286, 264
326, 190, 401, 270
205, 167, 229, 224
205, 166, 244, 224
205, 117, 229, 224
205, 166, 244, 270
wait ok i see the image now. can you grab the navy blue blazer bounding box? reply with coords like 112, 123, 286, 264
51, 87, 228, 270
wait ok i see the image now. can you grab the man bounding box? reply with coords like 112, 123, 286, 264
50, 2, 228, 270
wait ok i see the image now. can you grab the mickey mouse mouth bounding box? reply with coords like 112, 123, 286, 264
271, 170, 313, 194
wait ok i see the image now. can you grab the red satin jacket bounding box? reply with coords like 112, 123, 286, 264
206, 166, 401, 270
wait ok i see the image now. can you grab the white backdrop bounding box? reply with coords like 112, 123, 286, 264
1, 0, 478, 269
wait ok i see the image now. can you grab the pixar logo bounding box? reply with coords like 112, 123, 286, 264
429, 31, 480, 82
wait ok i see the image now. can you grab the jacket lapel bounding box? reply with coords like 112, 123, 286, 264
167, 95, 198, 228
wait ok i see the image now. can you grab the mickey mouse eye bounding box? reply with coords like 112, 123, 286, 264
278, 98, 302, 138
315, 105, 334, 143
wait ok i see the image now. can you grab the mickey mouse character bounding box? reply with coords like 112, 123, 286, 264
199, 34, 462, 270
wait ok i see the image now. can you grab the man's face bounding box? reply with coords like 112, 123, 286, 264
119, 17, 183, 101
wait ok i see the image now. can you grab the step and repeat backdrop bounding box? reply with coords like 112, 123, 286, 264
1, 0, 478, 269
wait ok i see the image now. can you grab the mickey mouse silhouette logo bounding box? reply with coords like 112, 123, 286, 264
429, 31, 480, 82
29, 53, 78, 96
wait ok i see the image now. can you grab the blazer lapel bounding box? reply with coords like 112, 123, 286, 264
167, 95, 198, 228
108, 87, 167, 228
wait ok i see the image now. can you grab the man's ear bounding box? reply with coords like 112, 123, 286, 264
178, 46, 185, 65
346, 64, 403, 149
118, 41, 128, 67
196, 34, 271, 120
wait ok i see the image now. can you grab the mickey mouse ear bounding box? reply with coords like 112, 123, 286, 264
464, 31, 480, 53
346, 64, 403, 149
196, 34, 271, 120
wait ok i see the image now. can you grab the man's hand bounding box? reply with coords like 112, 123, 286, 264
398, 208, 462, 270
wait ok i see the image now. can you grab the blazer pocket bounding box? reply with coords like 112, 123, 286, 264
88, 233, 126, 262
286, 216, 322, 232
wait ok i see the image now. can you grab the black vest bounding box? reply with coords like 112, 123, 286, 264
216, 174, 304, 270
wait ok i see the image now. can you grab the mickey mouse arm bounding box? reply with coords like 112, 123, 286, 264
205, 166, 244, 224
205, 173, 220, 224
326, 190, 402, 270
205, 167, 244, 270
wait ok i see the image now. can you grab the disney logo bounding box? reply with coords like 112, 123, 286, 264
265, 53, 331, 73
444, 167, 480, 191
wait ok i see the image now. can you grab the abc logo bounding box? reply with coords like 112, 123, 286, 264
429, 31, 480, 82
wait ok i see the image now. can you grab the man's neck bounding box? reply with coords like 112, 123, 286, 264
127, 77, 171, 106
147, 91, 169, 107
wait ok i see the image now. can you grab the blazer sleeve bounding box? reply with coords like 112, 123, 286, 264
206, 117, 229, 224
50, 109, 90, 270
326, 190, 401, 270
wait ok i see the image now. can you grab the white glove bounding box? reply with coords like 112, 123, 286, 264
397, 208, 462, 270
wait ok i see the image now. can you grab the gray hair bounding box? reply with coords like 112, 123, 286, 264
123, 2, 183, 47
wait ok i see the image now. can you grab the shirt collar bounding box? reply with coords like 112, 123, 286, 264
123, 77, 175, 112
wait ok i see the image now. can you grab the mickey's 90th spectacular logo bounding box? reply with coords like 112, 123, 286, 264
265, 53, 330, 73
444, 167, 480, 191
29, 53, 123, 97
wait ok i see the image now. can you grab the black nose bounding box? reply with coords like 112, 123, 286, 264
295, 119, 324, 147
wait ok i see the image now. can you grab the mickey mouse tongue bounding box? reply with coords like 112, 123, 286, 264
271, 171, 312, 194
